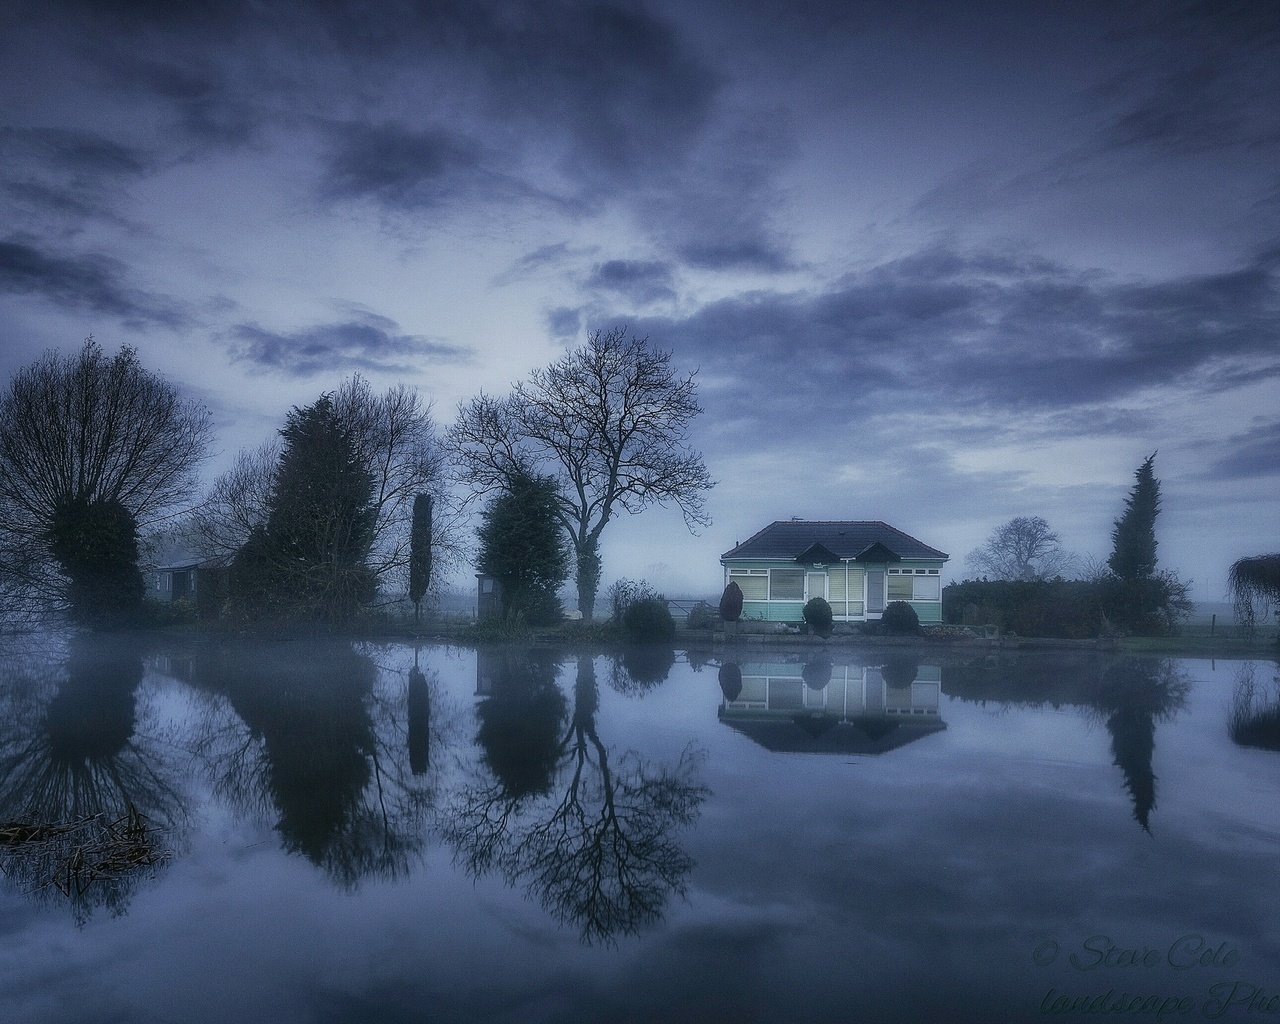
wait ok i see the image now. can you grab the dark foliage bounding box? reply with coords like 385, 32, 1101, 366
229, 396, 377, 625
45, 497, 144, 626
685, 601, 716, 629
880, 655, 919, 690
880, 600, 921, 635
1109, 452, 1160, 581
408, 493, 432, 624
718, 581, 743, 622
622, 596, 676, 642
0, 339, 210, 621
801, 659, 832, 690
477, 472, 570, 626
802, 596, 833, 636
1228, 554, 1280, 636
476, 650, 567, 799
945, 578, 1108, 638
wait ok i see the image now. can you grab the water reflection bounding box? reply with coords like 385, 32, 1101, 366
445, 652, 707, 944
0, 635, 185, 921
608, 645, 676, 695
1229, 660, 1280, 751
188, 641, 435, 887
718, 656, 946, 755
945, 652, 1187, 831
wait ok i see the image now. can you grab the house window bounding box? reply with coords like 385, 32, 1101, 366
888, 568, 941, 601
729, 570, 767, 601
769, 568, 805, 601
913, 575, 941, 601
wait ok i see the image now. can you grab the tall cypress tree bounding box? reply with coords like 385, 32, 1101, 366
1109, 452, 1160, 580
408, 493, 432, 625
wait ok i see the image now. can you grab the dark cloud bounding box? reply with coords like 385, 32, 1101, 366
493, 243, 596, 288
106, 58, 262, 148
1095, 3, 1280, 157
0, 236, 187, 327
1204, 420, 1280, 480
624, 244, 1280, 446
319, 122, 485, 211
230, 312, 472, 377
586, 260, 676, 305
545, 306, 582, 339
0, 128, 153, 225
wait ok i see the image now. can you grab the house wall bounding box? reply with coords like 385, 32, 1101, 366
723, 558, 946, 622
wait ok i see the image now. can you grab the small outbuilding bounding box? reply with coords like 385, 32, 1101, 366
720, 520, 949, 623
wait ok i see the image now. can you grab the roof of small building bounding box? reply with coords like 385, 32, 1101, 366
721, 520, 949, 562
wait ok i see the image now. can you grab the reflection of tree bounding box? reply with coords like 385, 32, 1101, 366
444, 654, 706, 944
190, 641, 434, 887
718, 662, 742, 701
1096, 659, 1189, 833
0, 635, 186, 921
1229, 662, 1280, 751
607, 645, 676, 695
475, 648, 566, 799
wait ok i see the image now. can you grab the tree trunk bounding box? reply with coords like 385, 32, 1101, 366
575, 538, 601, 621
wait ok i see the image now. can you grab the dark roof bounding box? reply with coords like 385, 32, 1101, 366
721, 521, 948, 562
719, 711, 946, 755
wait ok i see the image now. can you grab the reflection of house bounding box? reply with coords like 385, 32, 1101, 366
719, 660, 946, 754
721, 520, 948, 623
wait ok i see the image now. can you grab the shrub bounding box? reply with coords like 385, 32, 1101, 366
686, 602, 716, 630
622, 595, 676, 642
802, 597, 833, 636
607, 577, 658, 624
880, 601, 920, 635
719, 581, 744, 622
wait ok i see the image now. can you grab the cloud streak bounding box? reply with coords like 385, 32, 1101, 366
229, 312, 472, 377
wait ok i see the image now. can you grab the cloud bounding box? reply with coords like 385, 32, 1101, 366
545, 307, 582, 339
585, 260, 676, 305
621, 243, 1280, 451
318, 122, 485, 211
1203, 420, 1280, 481
0, 236, 187, 327
0, 128, 153, 225
229, 311, 472, 377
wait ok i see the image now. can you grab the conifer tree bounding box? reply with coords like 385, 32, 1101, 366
1109, 452, 1160, 580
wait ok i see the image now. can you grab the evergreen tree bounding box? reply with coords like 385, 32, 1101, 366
476, 472, 570, 625
231, 396, 377, 624
408, 493, 432, 625
1109, 452, 1160, 580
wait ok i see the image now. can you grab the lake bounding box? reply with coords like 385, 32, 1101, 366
0, 634, 1277, 1023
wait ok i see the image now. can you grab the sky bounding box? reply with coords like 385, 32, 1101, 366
1, 0, 1277, 602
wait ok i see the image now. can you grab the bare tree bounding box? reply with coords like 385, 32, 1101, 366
447, 327, 714, 618
0, 339, 211, 619
191, 440, 279, 565
966, 516, 1077, 581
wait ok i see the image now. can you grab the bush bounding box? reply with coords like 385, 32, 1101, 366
718, 581, 743, 622
880, 601, 921, 635
802, 597, 833, 636
607, 577, 658, 624
622, 596, 676, 642
686, 602, 716, 630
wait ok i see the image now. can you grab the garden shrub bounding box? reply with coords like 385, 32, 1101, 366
686, 602, 716, 630
719, 581, 743, 622
802, 597, 833, 636
881, 600, 921, 635
622, 595, 676, 642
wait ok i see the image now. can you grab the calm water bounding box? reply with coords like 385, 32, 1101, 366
0, 635, 1278, 1023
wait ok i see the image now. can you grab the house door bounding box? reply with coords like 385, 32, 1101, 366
866, 570, 885, 613
172, 570, 191, 601
805, 572, 827, 602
